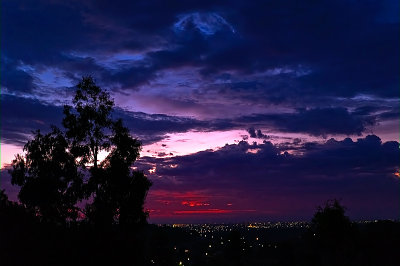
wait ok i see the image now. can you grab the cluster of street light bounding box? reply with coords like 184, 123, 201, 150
170, 221, 310, 232
157, 221, 389, 265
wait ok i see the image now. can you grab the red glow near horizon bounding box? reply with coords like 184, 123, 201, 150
173, 209, 256, 215
173, 209, 233, 214
145, 189, 255, 220
181, 201, 210, 207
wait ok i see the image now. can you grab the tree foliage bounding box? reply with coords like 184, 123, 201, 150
11, 127, 81, 223
10, 76, 151, 227
62, 76, 114, 168
310, 199, 355, 248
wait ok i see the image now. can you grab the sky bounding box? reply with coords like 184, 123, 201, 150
1, 0, 399, 223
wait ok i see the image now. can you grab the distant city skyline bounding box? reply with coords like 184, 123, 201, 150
1, 0, 399, 222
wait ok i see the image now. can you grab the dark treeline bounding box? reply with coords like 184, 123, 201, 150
1, 193, 399, 265
1, 77, 399, 265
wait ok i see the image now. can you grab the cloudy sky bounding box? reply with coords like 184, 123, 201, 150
1, 0, 399, 223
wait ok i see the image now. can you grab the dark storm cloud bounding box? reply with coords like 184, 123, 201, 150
139, 135, 399, 218
1, 0, 157, 89
0, 94, 203, 145
239, 1, 398, 98
0, 95, 234, 145
145, 135, 399, 188
1, 93, 376, 146
1, 58, 36, 93
247, 127, 270, 139
376, 108, 399, 121
187, 1, 399, 98
2, 0, 398, 98
353, 106, 385, 116
352, 105, 398, 122
1, 95, 63, 145
1, 1, 91, 65
114, 108, 235, 143
241, 107, 375, 137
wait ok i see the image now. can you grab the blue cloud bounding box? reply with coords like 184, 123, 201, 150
174, 12, 235, 36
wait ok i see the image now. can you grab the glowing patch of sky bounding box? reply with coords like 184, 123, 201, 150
369, 119, 399, 143
1, 143, 22, 169
141, 129, 322, 158
1, 127, 395, 170
141, 130, 249, 157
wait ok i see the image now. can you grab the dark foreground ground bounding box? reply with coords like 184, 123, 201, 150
1, 215, 399, 266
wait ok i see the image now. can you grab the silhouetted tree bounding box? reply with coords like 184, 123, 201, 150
103, 119, 151, 226
310, 199, 353, 245
10, 76, 151, 227
63, 76, 114, 169
10, 127, 81, 224
85, 119, 151, 227
0, 189, 9, 209
0, 189, 36, 225
309, 199, 357, 266
63, 77, 152, 228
